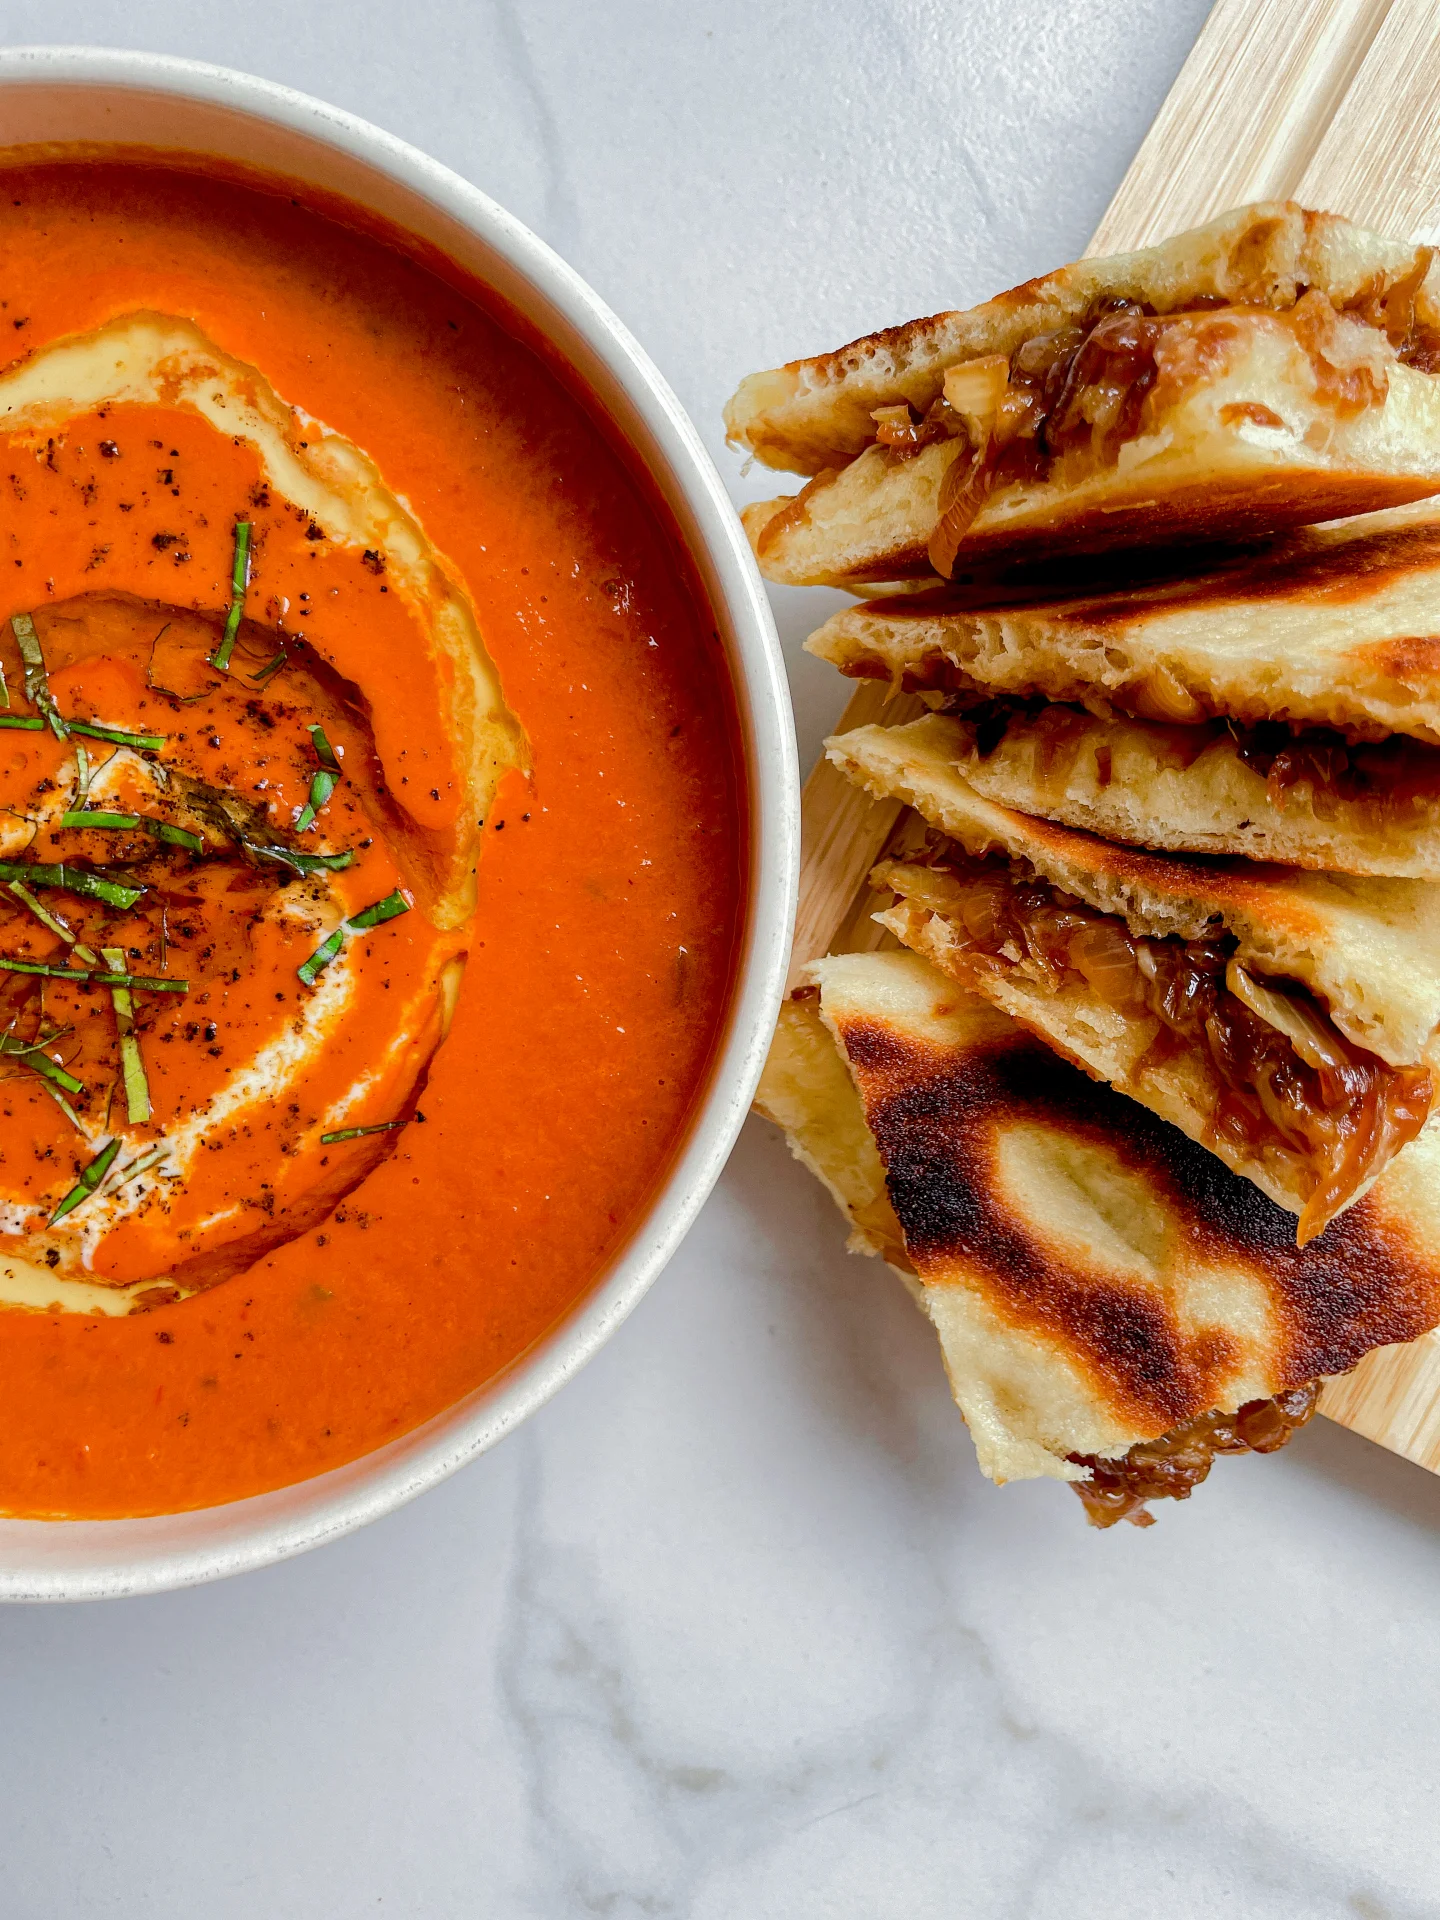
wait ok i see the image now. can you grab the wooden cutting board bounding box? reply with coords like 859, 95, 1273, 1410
784, 0, 1440, 1477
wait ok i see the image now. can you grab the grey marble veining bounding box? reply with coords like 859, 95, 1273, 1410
4, 2, 1440, 1915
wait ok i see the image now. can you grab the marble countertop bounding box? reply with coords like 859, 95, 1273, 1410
5, 2, 1440, 1914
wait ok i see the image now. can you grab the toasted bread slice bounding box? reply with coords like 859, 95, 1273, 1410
842, 709, 1440, 877
828, 727, 1440, 1238
806, 501, 1440, 746
758, 950, 1440, 1511
728, 204, 1440, 582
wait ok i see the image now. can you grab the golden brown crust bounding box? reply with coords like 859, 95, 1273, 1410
842, 1016, 1439, 1422
795, 952, 1440, 1480
747, 461, 1440, 585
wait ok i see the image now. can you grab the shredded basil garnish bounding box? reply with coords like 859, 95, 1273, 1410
50, 1137, 121, 1223
61, 809, 139, 832
0, 956, 186, 991
110, 1143, 166, 1190
295, 724, 342, 832
0, 716, 43, 732
102, 946, 150, 1125
294, 771, 337, 833
296, 927, 345, 987
254, 844, 354, 877
347, 889, 410, 932
310, 724, 340, 773
11, 613, 67, 739
6, 880, 99, 964
211, 521, 252, 672
148, 820, 204, 852
0, 862, 143, 910
320, 1119, 406, 1144
252, 649, 289, 686
346, 890, 410, 932
297, 888, 411, 987
64, 720, 167, 751
60, 809, 205, 855
0, 1032, 84, 1096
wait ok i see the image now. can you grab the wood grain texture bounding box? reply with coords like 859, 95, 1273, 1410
786, 680, 922, 988
1320, 1330, 1440, 1469
1296, 4, 1440, 236
1087, 0, 1394, 253
786, 0, 1440, 1473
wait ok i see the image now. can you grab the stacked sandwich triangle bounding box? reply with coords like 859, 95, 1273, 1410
732, 203, 1440, 1526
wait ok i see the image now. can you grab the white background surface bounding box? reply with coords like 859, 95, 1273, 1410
4, 4, 1440, 1916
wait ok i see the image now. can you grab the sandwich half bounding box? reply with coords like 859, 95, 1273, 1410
758, 948, 1440, 1525
827, 722, 1440, 1242
728, 204, 1440, 584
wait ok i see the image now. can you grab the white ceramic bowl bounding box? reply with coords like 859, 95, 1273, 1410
0, 46, 797, 1601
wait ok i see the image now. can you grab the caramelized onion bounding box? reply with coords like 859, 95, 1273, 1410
1253, 1065, 1316, 1154
1346, 250, 1435, 353
1043, 305, 1164, 459
941, 354, 1009, 443
923, 303, 1164, 571
1020, 907, 1087, 986
871, 403, 922, 447
957, 876, 1009, 945
915, 848, 1433, 1239
1029, 704, 1095, 783
1228, 724, 1440, 827
909, 282, 1424, 550
872, 397, 959, 453
1289, 288, 1389, 418
1013, 325, 1084, 380
1296, 1065, 1433, 1244
927, 439, 998, 577
1125, 665, 1208, 724
1264, 743, 1349, 815
1071, 1382, 1319, 1528
1068, 921, 1145, 1009
1224, 962, 1351, 1076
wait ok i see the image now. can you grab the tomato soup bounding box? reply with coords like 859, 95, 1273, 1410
0, 157, 746, 1517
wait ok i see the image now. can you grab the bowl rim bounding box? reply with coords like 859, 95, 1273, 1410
0, 45, 797, 1601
